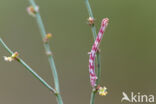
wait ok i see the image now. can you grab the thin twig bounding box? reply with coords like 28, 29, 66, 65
28, 0, 63, 104
85, 0, 97, 40
0, 38, 56, 94
85, 0, 102, 104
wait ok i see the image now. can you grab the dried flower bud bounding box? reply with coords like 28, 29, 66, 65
46, 51, 52, 56
98, 86, 108, 96
43, 33, 52, 43
27, 5, 39, 17
11, 52, 19, 58
4, 56, 13, 62
4, 52, 19, 62
46, 33, 52, 38
88, 17, 95, 25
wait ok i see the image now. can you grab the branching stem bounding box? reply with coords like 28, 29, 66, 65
0, 38, 56, 94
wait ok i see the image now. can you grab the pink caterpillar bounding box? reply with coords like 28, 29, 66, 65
89, 18, 109, 87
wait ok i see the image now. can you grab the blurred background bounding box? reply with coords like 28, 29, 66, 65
0, 0, 156, 104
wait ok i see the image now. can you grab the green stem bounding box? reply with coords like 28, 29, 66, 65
85, 0, 102, 104
28, 0, 63, 104
85, 0, 97, 40
89, 52, 101, 104
0, 38, 56, 93
96, 51, 101, 85
56, 94, 64, 104
90, 90, 96, 104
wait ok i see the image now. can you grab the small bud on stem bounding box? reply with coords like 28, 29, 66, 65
4, 52, 19, 62
27, 5, 39, 17
43, 33, 52, 43
88, 17, 95, 26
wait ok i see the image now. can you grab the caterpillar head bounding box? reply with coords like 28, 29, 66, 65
102, 18, 109, 26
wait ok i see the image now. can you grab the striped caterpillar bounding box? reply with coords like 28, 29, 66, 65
89, 18, 109, 87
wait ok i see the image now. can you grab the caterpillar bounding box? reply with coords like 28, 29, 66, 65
89, 18, 109, 87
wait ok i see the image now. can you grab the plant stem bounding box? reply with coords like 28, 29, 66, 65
96, 51, 101, 85
28, 0, 63, 104
85, 0, 102, 104
85, 0, 97, 40
0, 38, 56, 93
90, 90, 96, 104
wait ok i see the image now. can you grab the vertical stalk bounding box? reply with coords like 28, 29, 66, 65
85, 0, 97, 40
85, 0, 101, 104
28, 0, 63, 104
96, 51, 101, 85
90, 90, 96, 104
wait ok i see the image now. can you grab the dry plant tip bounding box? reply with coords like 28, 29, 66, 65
46, 51, 52, 56
4, 52, 19, 62
88, 17, 95, 26
27, 5, 39, 17
43, 33, 52, 43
